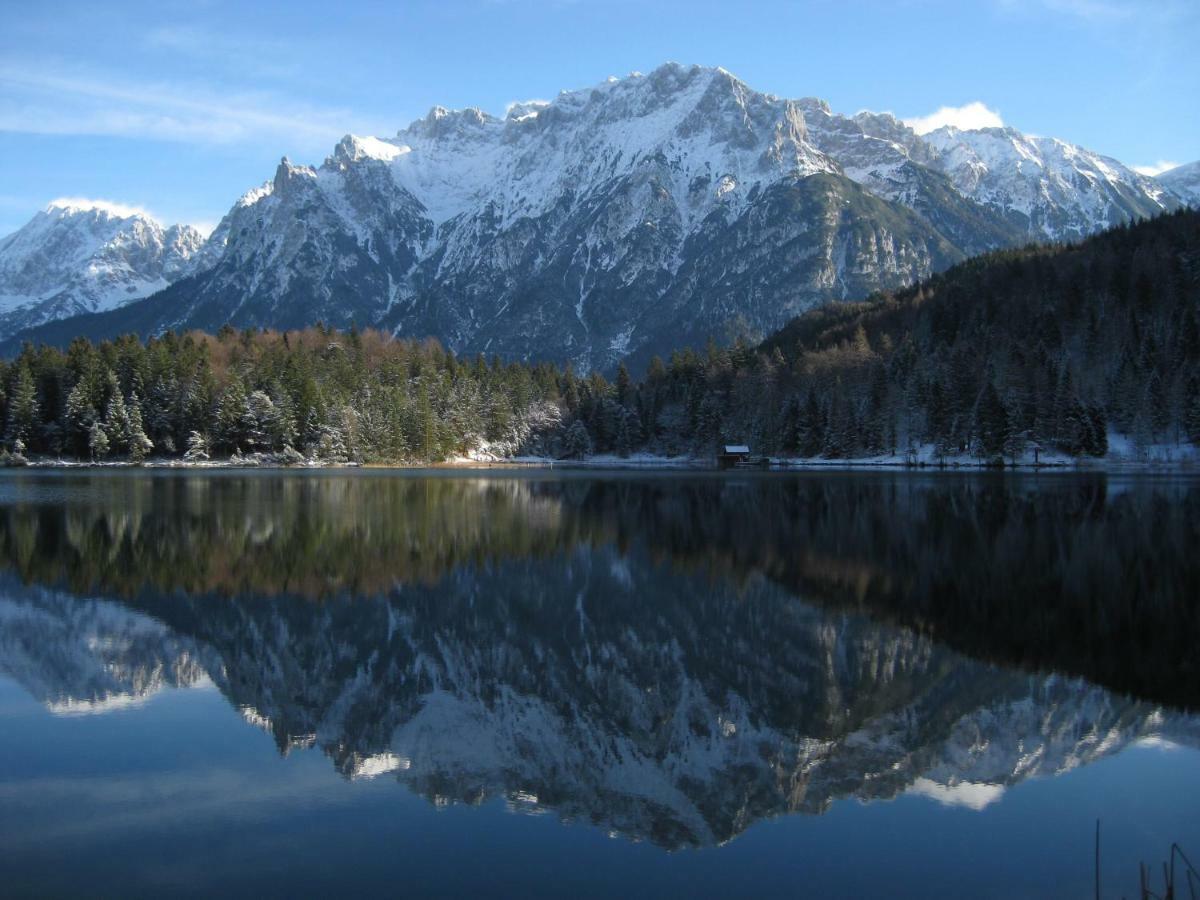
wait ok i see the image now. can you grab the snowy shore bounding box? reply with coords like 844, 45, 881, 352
4, 433, 1198, 473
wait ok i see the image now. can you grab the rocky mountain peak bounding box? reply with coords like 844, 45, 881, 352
0, 201, 206, 337
272, 156, 317, 197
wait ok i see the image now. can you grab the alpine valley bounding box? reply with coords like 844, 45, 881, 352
1, 63, 1195, 371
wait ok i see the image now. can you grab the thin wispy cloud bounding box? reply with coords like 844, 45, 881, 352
905, 102, 1004, 135
0, 62, 387, 152
1132, 160, 1181, 177
141, 25, 305, 80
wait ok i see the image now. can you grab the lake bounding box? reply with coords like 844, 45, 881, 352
0, 469, 1197, 898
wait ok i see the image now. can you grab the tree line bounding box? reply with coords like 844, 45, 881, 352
0, 208, 1197, 464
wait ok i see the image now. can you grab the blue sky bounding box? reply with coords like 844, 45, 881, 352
0, 0, 1196, 236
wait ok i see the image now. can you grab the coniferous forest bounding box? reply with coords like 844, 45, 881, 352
0, 209, 1197, 465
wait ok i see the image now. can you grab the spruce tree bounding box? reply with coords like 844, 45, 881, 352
5, 364, 39, 449
126, 393, 154, 462
88, 421, 109, 461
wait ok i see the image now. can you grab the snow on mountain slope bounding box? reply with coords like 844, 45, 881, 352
1158, 160, 1200, 206
6, 63, 1184, 370
922, 126, 1176, 239
0, 200, 206, 338
47, 65, 975, 370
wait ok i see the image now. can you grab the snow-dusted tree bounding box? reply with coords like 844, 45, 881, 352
215, 378, 250, 452
244, 390, 276, 451
88, 421, 109, 461
126, 393, 154, 463
63, 381, 97, 457
184, 431, 209, 461
146, 374, 179, 453
268, 386, 298, 450
5, 364, 39, 449
316, 422, 349, 463
103, 376, 130, 455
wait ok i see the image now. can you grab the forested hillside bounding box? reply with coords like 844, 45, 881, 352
0, 210, 1196, 465
750, 207, 1200, 460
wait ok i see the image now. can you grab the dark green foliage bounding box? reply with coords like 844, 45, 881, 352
751, 209, 1200, 460
0, 328, 567, 463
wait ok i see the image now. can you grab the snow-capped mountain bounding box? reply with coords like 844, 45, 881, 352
920, 126, 1176, 239
6, 64, 1184, 370
1158, 160, 1200, 206
0, 200, 205, 338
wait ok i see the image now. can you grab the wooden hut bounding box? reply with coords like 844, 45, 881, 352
717, 444, 753, 469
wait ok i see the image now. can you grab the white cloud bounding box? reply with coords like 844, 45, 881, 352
904, 102, 1005, 135
188, 220, 219, 238
504, 98, 550, 120
1132, 160, 1181, 177
47, 196, 157, 220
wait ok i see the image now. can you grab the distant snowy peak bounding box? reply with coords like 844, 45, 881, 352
920, 125, 1176, 239
0, 201, 206, 337
1158, 160, 1200, 206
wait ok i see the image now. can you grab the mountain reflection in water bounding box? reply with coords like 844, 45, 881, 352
0, 470, 1196, 850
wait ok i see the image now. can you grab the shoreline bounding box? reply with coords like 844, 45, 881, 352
4, 453, 1198, 474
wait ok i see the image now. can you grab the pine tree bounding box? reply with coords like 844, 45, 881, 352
62, 381, 96, 458
5, 364, 39, 449
216, 379, 249, 452
244, 390, 276, 451
1086, 404, 1109, 457
88, 421, 109, 461
317, 421, 349, 463
976, 380, 1009, 461
615, 406, 640, 458
184, 431, 209, 461
126, 393, 153, 462
1186, 377, 1200, 445
562, 420, 592, 459
615, 363, 632, 407
103, 378, 130, 455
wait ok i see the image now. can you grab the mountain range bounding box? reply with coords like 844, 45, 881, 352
1, 62, 1195, 370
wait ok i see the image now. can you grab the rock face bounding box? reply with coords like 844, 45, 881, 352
1158, 161, 1200, 207
0, 201, 205, 338
4, 64, 1185, 370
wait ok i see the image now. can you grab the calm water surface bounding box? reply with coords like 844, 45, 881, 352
0, 469, 1197, 898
